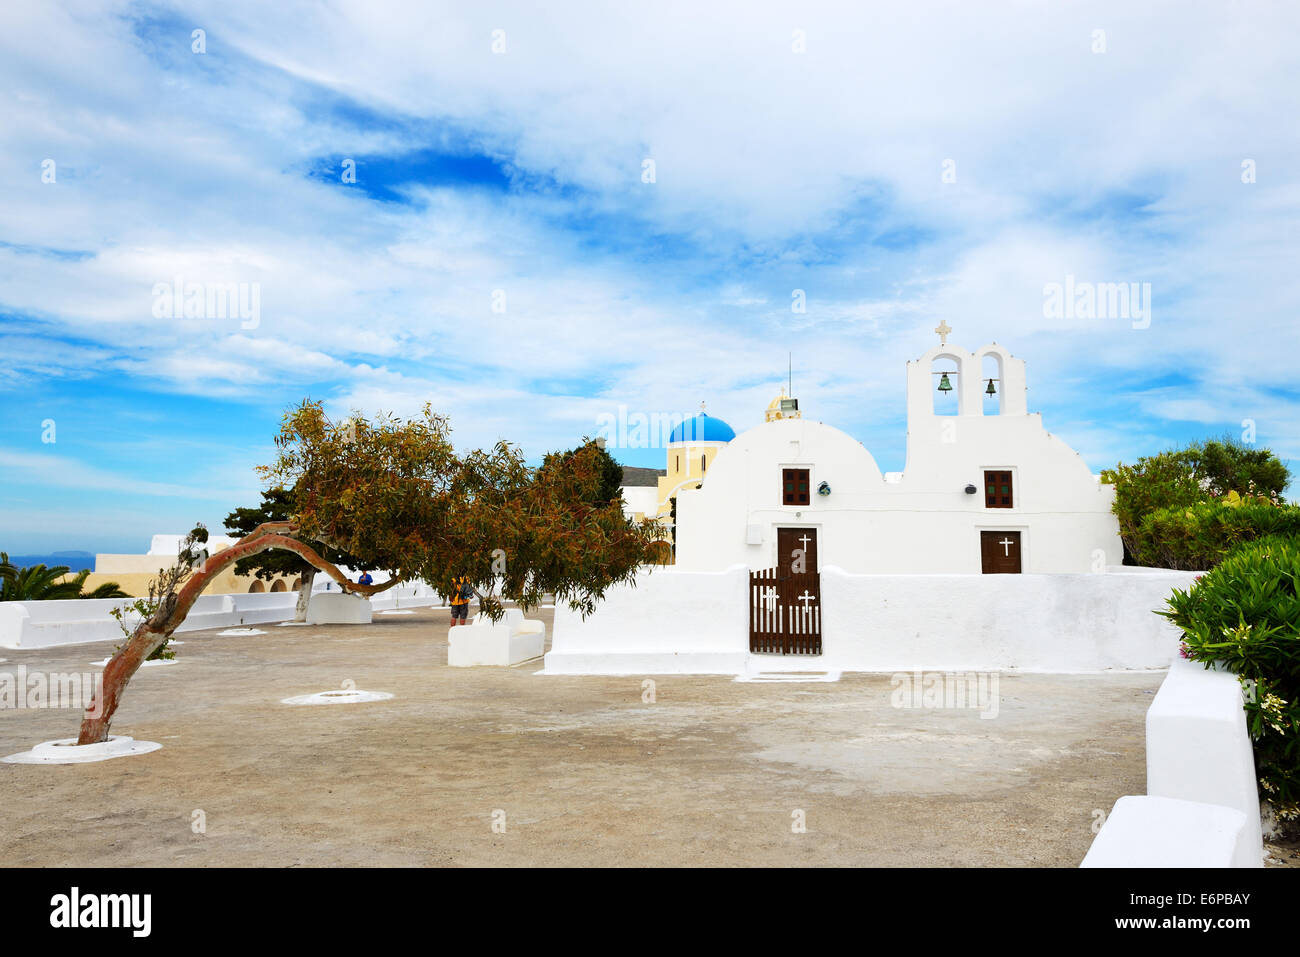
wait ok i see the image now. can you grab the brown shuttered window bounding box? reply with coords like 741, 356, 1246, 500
984, 470, 1013, 508
782, 468, 810, 506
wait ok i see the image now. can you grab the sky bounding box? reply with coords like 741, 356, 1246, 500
1, 1, 1298, 554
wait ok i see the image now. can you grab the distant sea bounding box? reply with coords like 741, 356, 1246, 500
5, 551, 97, 572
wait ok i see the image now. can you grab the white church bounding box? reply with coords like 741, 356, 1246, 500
672, 325, 1121, 577
546, 327, 1194, 676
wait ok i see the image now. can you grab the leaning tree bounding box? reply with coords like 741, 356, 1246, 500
77, 400, 657, 744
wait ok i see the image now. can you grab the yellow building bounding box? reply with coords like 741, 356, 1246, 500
85, 536, 301, 597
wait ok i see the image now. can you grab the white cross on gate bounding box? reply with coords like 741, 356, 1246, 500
762, 586, 778, 611
934, 320, 952, 345
999, 537, 1015, 556
797, 590, 817, 609
798, 534, 812, 551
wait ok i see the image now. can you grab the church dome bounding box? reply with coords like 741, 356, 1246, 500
668, 413, 735, 444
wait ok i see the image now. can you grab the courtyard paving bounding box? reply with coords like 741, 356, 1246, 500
0, 607, 1252, 867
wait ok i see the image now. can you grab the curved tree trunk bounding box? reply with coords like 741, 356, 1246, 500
77, 523, 405, 745
294, 567, 316, 621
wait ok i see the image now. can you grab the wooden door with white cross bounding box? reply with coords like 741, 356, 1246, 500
749, 528, 822, 655
980, 530, 1022, 574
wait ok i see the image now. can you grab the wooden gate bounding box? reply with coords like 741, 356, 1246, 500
749, 567, 822, 655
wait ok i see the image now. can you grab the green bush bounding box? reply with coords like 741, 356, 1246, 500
1159, 535, 1300, 820
1101, 438, 1290, 563
1135, 498, 1300, 570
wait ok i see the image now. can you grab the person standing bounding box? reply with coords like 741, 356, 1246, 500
448, 575, 473, 627
357, 569, 373, 586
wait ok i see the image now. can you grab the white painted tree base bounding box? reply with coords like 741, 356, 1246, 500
217, 628, 266, 636
281, 689, 394, 705
378, 609, 415, 615
2, 735, 163, 765
91, 657, 178, 668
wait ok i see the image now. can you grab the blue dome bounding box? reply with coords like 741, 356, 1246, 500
668, 413, 735, 444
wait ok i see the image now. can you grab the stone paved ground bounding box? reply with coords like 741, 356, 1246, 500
1, 606, 1281, 867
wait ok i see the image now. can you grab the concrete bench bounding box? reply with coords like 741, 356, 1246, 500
448, 608, 546, 667
306, 593, 373, 625
1081, 796, 1257, 868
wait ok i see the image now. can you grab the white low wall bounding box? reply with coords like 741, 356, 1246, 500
817, 565, 1197, 673
1081, 658, 1263, 867
0, 582, 444, 649
543, 566, 750, 674
543, 565, 1197, 675
1145, 657, 1263, 861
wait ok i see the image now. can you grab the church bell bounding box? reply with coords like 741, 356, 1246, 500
937, 373, 953, 393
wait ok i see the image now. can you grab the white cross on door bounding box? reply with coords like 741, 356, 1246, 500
797, 590, 817, 608
999, 537, 1015, 556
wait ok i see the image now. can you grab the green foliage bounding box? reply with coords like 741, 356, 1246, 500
1135, 498, 1300, 570
539, 440, 624, 507
1102, 437, 1290, 564
264, 401, 659, 620
224, 486, 358, 580
111, 597, 175, 661
0, 552, 128, 601
1159, 535, 1300, 820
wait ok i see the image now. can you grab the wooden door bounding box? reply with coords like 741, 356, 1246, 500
776, 527, 818, 575
980, 531, 1022, 574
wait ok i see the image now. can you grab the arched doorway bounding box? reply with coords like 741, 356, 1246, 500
270, 579, 287, 592
248, 580, 265, 593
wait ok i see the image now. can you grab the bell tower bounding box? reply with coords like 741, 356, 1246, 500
906, 324, 1029, 423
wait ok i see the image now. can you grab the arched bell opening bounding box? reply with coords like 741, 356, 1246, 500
931, 356, 962, 416
981, 353, 1003, 415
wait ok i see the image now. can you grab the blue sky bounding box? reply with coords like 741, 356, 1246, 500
2, 1, 1299, 553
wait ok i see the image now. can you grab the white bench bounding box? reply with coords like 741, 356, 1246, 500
448, 608, 546, 666
306, 593, 373, 625
1081, 796, 1256, 868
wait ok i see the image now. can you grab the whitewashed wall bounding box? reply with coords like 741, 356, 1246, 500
0, 582, 443, 649
543, 566, 750, 674
817, 566, 1196, 672
619, 486, 660, 521
543, 565, 1197, 674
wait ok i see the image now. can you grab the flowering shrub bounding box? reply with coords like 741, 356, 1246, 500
1159, 535, 1300, 820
